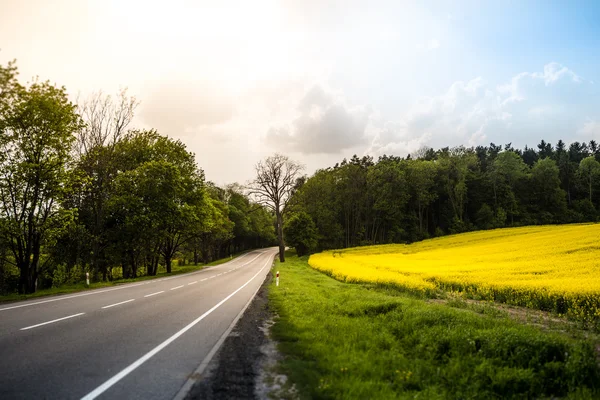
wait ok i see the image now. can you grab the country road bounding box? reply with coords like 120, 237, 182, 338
0, 248, 277, 400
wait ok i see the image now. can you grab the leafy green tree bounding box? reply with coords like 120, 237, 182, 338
290, 169, 344, 250
405, 159, 438, 236
284, 212, 318, 256
437, 147, 478, 227
578, 156, 600, 203
74, 90, 138, 280
529, 158, 567, 222
489, 151, 529, 224
367, 158, 409, 243
0, 78, 82, 293
105, 131, 207, 276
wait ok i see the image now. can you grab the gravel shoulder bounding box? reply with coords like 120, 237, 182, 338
185, 271, 290, 400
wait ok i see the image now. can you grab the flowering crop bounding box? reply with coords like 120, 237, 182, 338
309, 224, 600, 326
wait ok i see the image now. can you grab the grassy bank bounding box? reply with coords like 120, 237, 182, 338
269, 252, 600, 399
0, 252, 246, 304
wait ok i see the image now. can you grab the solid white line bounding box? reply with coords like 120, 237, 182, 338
170, 285, 184, 291
80, 254, 275, 400
20, 312, 85, 331
188, 281, 198, 285
101, 299, 135, 309
172, 259, 272, 400
0, 251, 266, 313
144, 291, 164, 298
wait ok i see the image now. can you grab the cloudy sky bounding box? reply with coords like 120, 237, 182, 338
1, 0, 599, 183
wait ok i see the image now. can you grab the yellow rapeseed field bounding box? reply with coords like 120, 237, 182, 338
309, 224, 600, 325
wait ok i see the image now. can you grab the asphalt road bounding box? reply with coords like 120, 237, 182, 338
0, 248, 277, 400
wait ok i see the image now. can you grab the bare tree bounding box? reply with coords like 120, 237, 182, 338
75, 88, 139, 157
248, 154, 304, 262
74, 88, 138, 280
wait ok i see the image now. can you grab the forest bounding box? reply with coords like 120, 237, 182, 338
286, 140, 600, 253
0, 61, 276, 295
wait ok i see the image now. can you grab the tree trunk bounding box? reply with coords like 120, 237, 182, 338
18, 264, 27, 294
276, 211, 285, 262
166, 256, 172, 274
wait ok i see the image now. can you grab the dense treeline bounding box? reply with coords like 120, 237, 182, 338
287, 141, 600, 253
0, 61, 276, 294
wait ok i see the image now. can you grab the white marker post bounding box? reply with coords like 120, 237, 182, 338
276, 271, 279, 287
86, 272, 90, 287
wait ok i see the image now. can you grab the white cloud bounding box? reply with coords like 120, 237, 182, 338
367, 62, 598, 157
579, 119, 600, 138
266, 85, 371, 154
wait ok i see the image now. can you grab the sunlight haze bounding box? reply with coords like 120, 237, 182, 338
1, 0, 599, 183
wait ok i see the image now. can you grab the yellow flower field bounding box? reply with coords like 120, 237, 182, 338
308, 224, 600, 325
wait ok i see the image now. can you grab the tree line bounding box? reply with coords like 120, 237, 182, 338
0, 61, 276, 294
285, 141, 600, 255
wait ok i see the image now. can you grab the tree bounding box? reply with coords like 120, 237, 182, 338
290, 169, 344, 250
405, 160, 438, 236
437, 147, 477, 227
530, 158, 567, 221
248, 154, 303, 262
367, 158, 409, 243
105, 130, 206, 277
578, 156, 600, 203
75, 88, 138, 158
489, 151, 529, 224
75, 89, 139, 280
284, 212, 318, 256
0, 78, 82, 293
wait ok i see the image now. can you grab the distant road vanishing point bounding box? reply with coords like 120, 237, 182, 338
0, 248, 277, 400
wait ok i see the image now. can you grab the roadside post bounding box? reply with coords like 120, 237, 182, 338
276, 271, 279, 286
86, 272, 90, 287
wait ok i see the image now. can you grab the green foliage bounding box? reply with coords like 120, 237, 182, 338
0, 70, 83, 293
284, 212, 318, 256
270, 253, 600, 399
0, 61, 276, 294
288, 140, 600, 251
530, 158, 568, 221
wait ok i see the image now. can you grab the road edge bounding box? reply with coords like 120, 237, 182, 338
172, 256, 275, 400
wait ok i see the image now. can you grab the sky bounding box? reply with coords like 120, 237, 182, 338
1, 0, 600, 184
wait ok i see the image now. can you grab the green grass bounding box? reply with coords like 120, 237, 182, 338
0, 252, 247, 304
269, 252, 600, 399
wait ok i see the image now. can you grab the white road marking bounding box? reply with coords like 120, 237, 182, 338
200, 278, 208, 282
172, 262, 270, 400
80, 254, 274, 400
20, 313, 85, 331
101, 299, 135, 309
0, 284, 146, 312
188, 281, 198, 285
144, 291, 164, 298
0, 251, 265, 313
209, 276, 216, 279
170, 285, 184, 291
